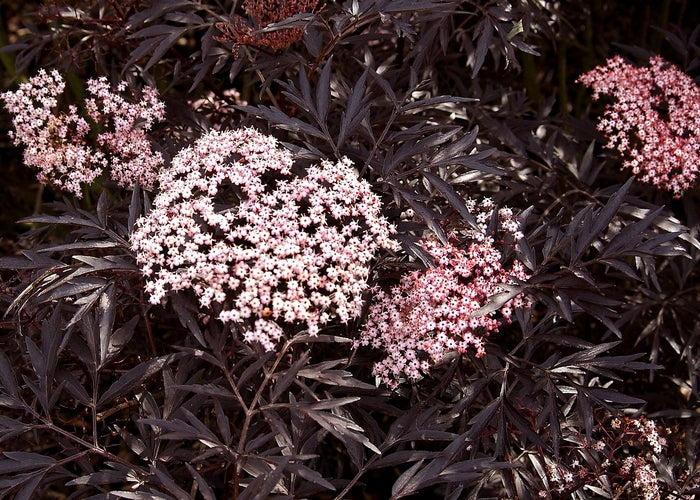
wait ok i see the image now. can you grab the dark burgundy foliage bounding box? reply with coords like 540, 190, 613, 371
0, 0, 699, 498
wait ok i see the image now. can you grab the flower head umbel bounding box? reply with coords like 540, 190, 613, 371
355, 199, 530, 388
546, 415, 669, 500
578, 55, 700, 197
84, 77, 165, 190
1, 70, 165, 197
130, 128, 397, 350
1, 70, 104, 196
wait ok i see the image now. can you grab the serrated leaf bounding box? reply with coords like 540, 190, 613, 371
310, 396, 360, 411
303, 407, 380, 455
237, 458, 289, 500
400, 95, 476, 113
116, 425, 149, 458
296, 64, 317, 119
106, 315, 139, 365
400, 192, 447, 244
572, 177, 634, 263
151, 465, 191, 500
472, 19, 493, 78
145, 29, 189, 72
236, 104, 326, 139
391, 459, 425, 498
98, 354, 176, 406
270, 351, 310, 403
0, 352, 19, 398
212, 398, 232, 446
128, 181, 143, 234
422, 170, 478, 229
98, 284, 117, 366
170, 293, 206, 347
0, 452, 55, 474
286, 462, 335, 491
298, 365, 376, 389
111, 491, 175, 499
25, 334, 54, 415
186, 463, 216, 500
316, 56, 332, 122
35, 241, 121, 254
467, 397, 500, 441
586, 386, 646, 405
67, 470, 128, 487
173, 383, 235, 399
237, 351, 276, 388
471, 284, 526, 317
367, 450, 441, 470
337, 69, 369, 148
14, 471, 49, 500
56, 370, 91, 406
124, 0, 193, 29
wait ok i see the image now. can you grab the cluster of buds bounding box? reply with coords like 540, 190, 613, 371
1, 70, 164, 197
130, 128, 398, 350
578, 55, 700, 197
216, 0, 319, 54
355, 198, 530, 388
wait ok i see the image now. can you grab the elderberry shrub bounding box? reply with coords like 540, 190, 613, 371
0, 1, 699, 498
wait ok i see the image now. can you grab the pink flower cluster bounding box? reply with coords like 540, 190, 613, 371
355, 199, 530, 388
1, 70, 165, 197
130, 128, 398, 350
84, 77, 165, 190
578, 55, 700, 197
620, 458, 661, 500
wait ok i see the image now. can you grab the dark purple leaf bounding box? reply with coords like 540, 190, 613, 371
367, 450, 441, 470
236, 105, 327, 139
237, 458, 289, 500
0, 452, 56, 474
0, 352, 19, 399
472, 19, 494, 78
270, 351, 310, 403
316, 56, 332, 122
185, 463, 216, 500
170, 293, 206, 347
98, 354, 177, 406
124, 0, 194, 29
337, 69, 369, 148
67, 470, 129, 487
151, 465, 191, 500
391, 459, 425, 498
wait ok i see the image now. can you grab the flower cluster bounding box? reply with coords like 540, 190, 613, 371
130, 128, 397, 350
355, 198, 530, 388
1, 70, 165, 197
545, 416, 670, 500
216, 0, 319, 54
84, 77, 165, 190
578, 55, 700, 197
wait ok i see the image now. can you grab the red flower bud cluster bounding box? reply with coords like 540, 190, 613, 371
216, 0, 319, 54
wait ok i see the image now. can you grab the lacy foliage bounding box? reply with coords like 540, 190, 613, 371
0, 0, 699, 499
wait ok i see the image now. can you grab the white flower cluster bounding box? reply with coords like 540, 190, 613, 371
131, 128, 397, 349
